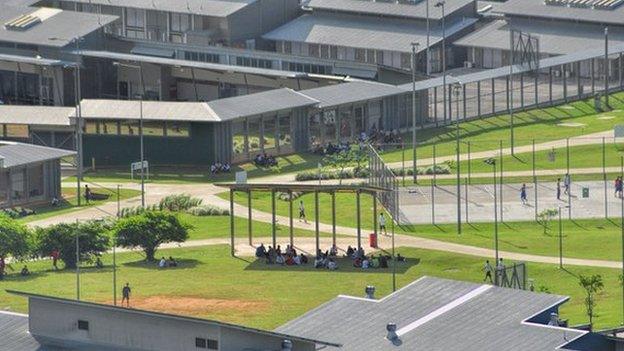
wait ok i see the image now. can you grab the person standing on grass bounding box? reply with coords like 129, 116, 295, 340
563, 173, 571, 195
483, 260, 493, 284
51, 249, 60, 270
520, 184, 527, 205
298, 200, 307, 223
379, 213, 387, 235
121, 283, 131, 307
556, 178, 562, 200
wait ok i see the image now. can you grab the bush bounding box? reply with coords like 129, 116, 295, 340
159, 194, 202, 212
295, 168, 370, 181
391, 164, 451, 176
2, 207, 35, 219
118, 204, 159, 218
278, 191, 303, 201
186, 205, 230, 216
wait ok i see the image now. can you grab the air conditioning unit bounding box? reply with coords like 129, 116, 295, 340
464, 61, 474, 68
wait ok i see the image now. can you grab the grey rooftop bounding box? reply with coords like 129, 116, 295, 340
494, 0, 624, 25
0, 105, 74, 126
277, 276, 589, 351
305, 0, 475, 20
0, 141, 76, 168
51, 0, 256, 17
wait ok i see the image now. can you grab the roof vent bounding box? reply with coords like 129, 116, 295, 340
386, 323, 400, 345
548, 312, 560, 326
281, 339, 293, 351
365, 285, 376, 299
4, 14, 42, 31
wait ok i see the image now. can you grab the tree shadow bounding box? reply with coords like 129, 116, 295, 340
122, 258, 201, 270
1, 270, 48, 282
243, 256, 418, 274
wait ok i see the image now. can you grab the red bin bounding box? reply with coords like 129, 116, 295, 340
369, 233, 378, 248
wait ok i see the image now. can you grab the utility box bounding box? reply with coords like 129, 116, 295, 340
582, 187, 589, 198
369, 233, 378, 248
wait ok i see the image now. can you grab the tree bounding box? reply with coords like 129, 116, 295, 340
537, 208, 559, 235
114, 211, 190, 261
578, 274, 604, 330
36, 221, 110, 269
0, 214, 32, 275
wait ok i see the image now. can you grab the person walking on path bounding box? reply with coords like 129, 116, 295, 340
121, 283, 131, 307
556, 178, 562, 200
483, 260, 493, 284
298, 200, 307, 224
84, 185, 91, 204
520, 184, 527, 205
563, 173, 571, 195
379, 213, 387, 236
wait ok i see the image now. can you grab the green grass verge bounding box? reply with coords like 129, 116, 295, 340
0, 245, 622, 330
379, 92, 624, 163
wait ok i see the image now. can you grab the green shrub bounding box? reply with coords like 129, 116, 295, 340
278, 191, 303, 201
391, 164, 451, 176
294, 168, 370, 181
118, 204, 159, 218
159, 194, 202, 212
186, 205, 230, 216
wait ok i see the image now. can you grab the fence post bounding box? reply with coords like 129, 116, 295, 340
567, 137, 571, 220
533, 139, 538, 221
432, 143, 436, 225
499, 140, 504, 222
603, 137, 608, 219
465, 177, 469, 224
468, 141, 472, 184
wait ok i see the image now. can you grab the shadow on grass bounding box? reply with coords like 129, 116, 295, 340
1, 270, 48, 282
123, 258, 201, 270
243, 256, 418, 274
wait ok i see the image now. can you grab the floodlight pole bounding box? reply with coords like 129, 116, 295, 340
509, 30, 515, 155
426, 0, 431, 75
453, 83, 462, 235
436, 1, 446, 125
75, 219, 80, 301
605, 27, 610, 109
392, 209, 397, 292
114, 185, 120, 305
621, 155, 624, 325
485, 159, 499, 262
558, 208, 563, 269
411, 42, 420, 183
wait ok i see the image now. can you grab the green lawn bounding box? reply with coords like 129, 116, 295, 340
18, 187, 141, 223
379, 92, 624, 163
220, 191, 624, 261
1, 245, 622, 330
64, 153, 323, 185
181, 213, 338, 241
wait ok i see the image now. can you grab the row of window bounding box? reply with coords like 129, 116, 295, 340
184, 51, 220, 64
235, 57, 273, 69
83, 120, 190, 138
281, 61, 332, 75
0, 124, 29, 138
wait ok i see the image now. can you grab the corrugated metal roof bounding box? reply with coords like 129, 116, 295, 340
455, 19, 624, 55
77, 50, 309, 79
0, 52, 75, 66
494, 0, 624, 25
0, 105, 73, 126
0, 312, 48, 351
206, 88, 319, 120
78, 99, 219, 122
0, 141, 75, 168
306, 0, 475, 20
302, 81, 405, 107
262, 13, 477, 54
58, 0, 256, 17
277, 276, 588, 351
0, 5, 117, 47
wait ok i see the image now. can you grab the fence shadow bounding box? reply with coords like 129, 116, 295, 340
244, 256, 418, 274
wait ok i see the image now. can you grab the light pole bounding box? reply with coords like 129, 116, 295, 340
411, 42, 420, 183
426, 0, 431, 76
435, 1, 446, 125
557, 205, 570, 269
50, 37, 83, 206
605, 26, 610, 109
485, 158, 498, 261
113, 62, 146, 208
453, 82, 462, 234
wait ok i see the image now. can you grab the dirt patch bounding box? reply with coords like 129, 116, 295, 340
598, 116, 615, 120
109, 296, 269, 316
557, 122, 586, 127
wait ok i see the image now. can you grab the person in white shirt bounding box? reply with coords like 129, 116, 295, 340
483, 260, 493, 283
158, 257, 167, 268
298, 200, 307, 223
379, 213, 387, 235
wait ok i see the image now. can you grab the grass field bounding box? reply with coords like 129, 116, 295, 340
219, 191, 624, 261
1, 245, 622, 330
64, 153, 323, 185
379, 92, 624, 163
18, 187, 141, 223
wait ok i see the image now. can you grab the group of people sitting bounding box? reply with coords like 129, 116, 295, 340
368, 129, 403, 149
210, 161, 231, 174
254, 153, 278, 168
312, 141, 353, 155
158, 256, 178, 268
256, 244, 309, 266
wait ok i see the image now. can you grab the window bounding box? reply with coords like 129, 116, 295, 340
320, 45, 329, 59
376, 50, 384, 65
10, 169, 24, 201
5, 124, 29, 138
77, 320, 89, 331
126, 8, 145, 28
100, 121, 119, 135
165, 122, 190, 137
330, 46, 338, 59
263, 115, 277, 151
366, 49, 376, 64
308, 43, 320, 58
278, 114, 291, 151
354, 48, 366, 63
400, 52, 411, 69
120, 121, 139, 136
248, 117, 262, 153
195, 337, 218, 349
27, 164, 44, 199
170, 13, 191, 33
85, 121, 98, 135
143, 122, 165, 136
283, 41, 292, 54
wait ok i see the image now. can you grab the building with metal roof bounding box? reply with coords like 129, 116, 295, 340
277, 276, 613, 350
263, 0, 478, 72
0, 141, 74, 208
0, 290, 339, 351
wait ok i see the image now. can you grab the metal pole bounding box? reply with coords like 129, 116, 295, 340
493, 162, 499, 262
432, 143, 436, 224
114, 185, 120, 306
271, 189, 276, 249
392, 215, 396, 292
315, 191, 320, 254
332, 191, 336, 248
402, 143, 406, 185
426, 0, 430, 76
604, 137, 608, 219
356, 190, 362, 249
567, 138, 571, 219
138, 65, 145, 208
509, 29, 515, 155
465, 177, 469, 224
467, 141, 471, 184
412, 43, 419, 184
559, 209, 563, 269
75, 220, 80, 301
438, 1, 447, 125
248, 190, 253, 246
499, 140, 504, 222
289, 191, 294, 247
230, 189, 235, 257
621, 155, 624, 324
605, 27, 610, 108
455, 84, 461, 235
533, 140, 538, 221
75, 39, 83, 207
